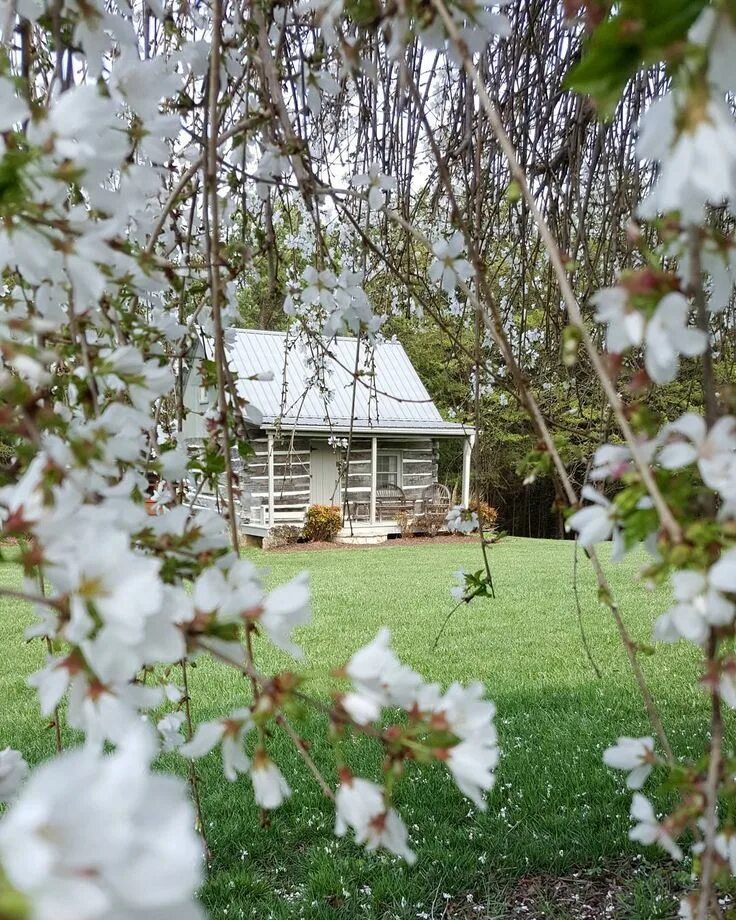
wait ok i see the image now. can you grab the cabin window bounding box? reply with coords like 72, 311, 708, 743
377, 452, 401, 487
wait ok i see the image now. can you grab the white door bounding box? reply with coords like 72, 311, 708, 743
310, 447, 341, 506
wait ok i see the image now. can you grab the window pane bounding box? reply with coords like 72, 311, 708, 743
376, 454, 399, 487
377, 471, 398, 486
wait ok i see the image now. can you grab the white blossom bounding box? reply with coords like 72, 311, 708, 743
351, 165, 396, 210
27, 654, 75, 716
418, 681, 498, 809
658, 414, 736, 501
566, 485, 622, 555
0, 737, 204, 919
589, 443, 633, 481
418, 0, 510, 59
43, 527, 163, 675
341, 628, 423, 724
429, 232, 473, 294
644, 293, 707, 385
0, 453, 48, 526
288, 267, 383, 338
654, 568, 735, 646
638, 90, 736, 221
445, 738, 498, 810
709, 548, 736, 596
603, 737, 655, 789
450, 570, 467, 601
158, 711, 186, 753
27, 656, 163, 748
702, 241, 736, 314
335, 776, 416, 863
690, 7, 736, 95
628, 793, 682, 860
718, 665, 736, 709
256, 571, 311, 658
149, 481, 174, 514
305, 67, 340, 115
445, 506, 478, 534
591, 286, 644, 353
0, 77, 30, 129
428, 680, 497, 741
710, 827, 736, 874
180, 709, 253, 782
250, 753, 291, 809
0, 748, 29, 801
590, 440, 657, 483
191, 558, 266, 631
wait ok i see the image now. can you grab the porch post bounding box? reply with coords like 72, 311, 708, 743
370, 436, 377, 525
461, 433, 475, 508
267, 432, 275, 525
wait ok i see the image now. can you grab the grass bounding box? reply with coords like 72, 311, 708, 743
0, 536, 715, 918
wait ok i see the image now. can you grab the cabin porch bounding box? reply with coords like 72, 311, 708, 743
241, 430, 475, 535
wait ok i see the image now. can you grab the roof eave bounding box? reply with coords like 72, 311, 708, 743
258, 420, 475, 438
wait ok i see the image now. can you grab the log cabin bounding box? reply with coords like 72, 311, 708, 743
182, 329, 475, 544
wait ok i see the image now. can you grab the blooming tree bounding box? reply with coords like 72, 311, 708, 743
1, 0, 736, 916
557, 4, 736, 918
0, 0, 502, 914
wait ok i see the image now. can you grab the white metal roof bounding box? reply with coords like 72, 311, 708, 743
223, 329, 470, 436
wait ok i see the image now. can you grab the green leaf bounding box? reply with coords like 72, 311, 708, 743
237, 439, 254, 459
566, 0, 709, 117
0, 148, 31, 214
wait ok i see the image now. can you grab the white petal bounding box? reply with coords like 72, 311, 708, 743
180, 721, 225, 759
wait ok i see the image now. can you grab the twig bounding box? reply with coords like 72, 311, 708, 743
203, 0, 239, 554
276, 714, 334, 801
480, 537, 496, 599
0, 587, 60, 607
181, 659, 212, 862
697, 636, 723, 920
572, 540, 602, 680
432, 587, 485, 651
689, 227, 718, 429
378, 78, 675, 764
38, 575, 63, 753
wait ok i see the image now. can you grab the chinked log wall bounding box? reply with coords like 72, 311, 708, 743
342, 438, 437, 507
239, 435, 439, 520
240, 436, 312, 517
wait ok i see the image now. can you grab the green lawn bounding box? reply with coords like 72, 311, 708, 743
0, 537, 714, 918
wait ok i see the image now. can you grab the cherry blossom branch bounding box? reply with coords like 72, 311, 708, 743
431, 0, 683, 546
0, 587, 61, 608
36, 573, 64, 754
572, 541, 602, 681
203, 0, 239, 553
286, 137, 672, 759
144, 113, 265, 258
275, 713, 335, 801
697, 634, 724, 920
181, 659, 211, 862
688, 227, 718, 429
379, 206, 673, 760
